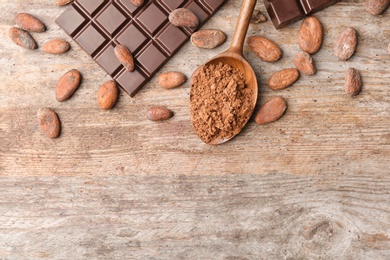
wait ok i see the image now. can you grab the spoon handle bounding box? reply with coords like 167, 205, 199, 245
229, 0, 257, 55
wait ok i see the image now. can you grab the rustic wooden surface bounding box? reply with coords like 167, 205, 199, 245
1, 0, 390, 259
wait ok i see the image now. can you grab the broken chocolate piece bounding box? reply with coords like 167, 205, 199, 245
263, 0, 339, 29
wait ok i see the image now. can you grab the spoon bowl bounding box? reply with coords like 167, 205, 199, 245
203, 54, 258, 145
191, 0, 258, 145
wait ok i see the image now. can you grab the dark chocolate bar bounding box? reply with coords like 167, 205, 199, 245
56, 0, 226, 97
264, 0, 340, 29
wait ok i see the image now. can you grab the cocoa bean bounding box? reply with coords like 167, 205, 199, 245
9, 27, 37, 50
298, 16, 323, 54
169, 8, 199, 28
114, 45, 135, 72
247, 36, 282, 62
159, 71, 187, 89
191, 29, 226, 49
365, 0, 390, 15
129, 0, 144, 7
14, 13, 46, 33
43, 39, 70, 54
334, 27, 357, 61
147, 106, 173, 121
97, 80, 119, 110
255, 97, 287, 125
56, 0, 74, 6
293, 51, 316, 76
56, 69, 82, 102
268, 68, 300, 90
251, 10, 267, 24
37, 108, 61, 139
345, 68, 362, 96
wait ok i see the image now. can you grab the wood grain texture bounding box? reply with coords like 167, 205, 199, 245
0, 0, 390, 258
1, 174, 390, 259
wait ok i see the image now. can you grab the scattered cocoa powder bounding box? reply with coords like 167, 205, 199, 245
190, 62, 253, 144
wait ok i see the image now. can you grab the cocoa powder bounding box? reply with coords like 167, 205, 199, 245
190, 62, 253, 144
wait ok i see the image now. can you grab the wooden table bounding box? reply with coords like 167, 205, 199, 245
1, 0, 390, 258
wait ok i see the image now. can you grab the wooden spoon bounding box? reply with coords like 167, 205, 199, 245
191, 0, 258, 145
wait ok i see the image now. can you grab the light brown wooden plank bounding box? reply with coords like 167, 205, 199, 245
0, 174, 389, 259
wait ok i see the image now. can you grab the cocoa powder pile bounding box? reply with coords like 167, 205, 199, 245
190, 62, 253, 144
